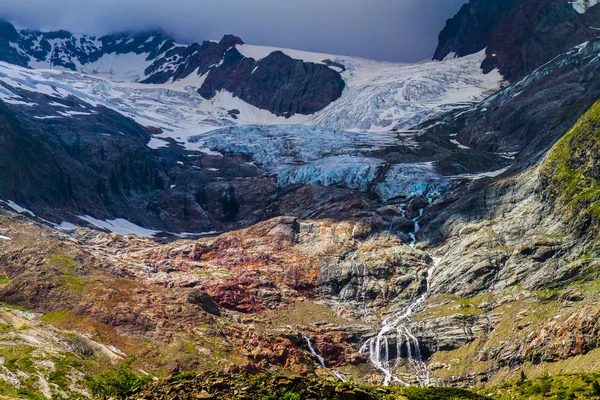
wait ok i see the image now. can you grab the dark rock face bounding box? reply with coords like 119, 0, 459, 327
424, 36, 600, 172
16, 27, 174, 71
434, 0, 518, 61
142, 35, 244, 84
0, 20, 29, 67
196, 48, 256, 99
0, 97, 168, 226
434, 0, 600, 81
0, 85, 379, 235
188, 290, 221, 316
240, 51, 345, 116
199, 49, 346, 116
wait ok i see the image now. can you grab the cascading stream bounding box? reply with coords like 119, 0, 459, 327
361, 204, 439, 386
302, 333, 347, 382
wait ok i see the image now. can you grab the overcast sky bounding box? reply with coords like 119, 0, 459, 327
0, 0, 467, 62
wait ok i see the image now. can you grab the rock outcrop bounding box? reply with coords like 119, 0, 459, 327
434, 0, 600, 81
198, 49, 345, 116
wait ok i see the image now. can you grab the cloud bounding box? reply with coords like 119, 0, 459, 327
0, 0, 467, 62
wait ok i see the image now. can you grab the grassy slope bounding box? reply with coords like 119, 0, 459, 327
542, 98, 600, 234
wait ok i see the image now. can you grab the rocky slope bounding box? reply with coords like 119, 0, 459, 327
434, 0, 600, 81
407, 82, 600, 388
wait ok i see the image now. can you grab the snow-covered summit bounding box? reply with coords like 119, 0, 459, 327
0, 18, 503, 132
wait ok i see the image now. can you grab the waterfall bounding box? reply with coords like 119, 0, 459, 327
360, 203, 438, 386
302, 333, 347, 382
408, 208, 424, 247
361, 258, 438, 386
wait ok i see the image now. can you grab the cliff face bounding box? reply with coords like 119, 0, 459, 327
411, 96, 600, 386
197, 49, 345, 116
434, 0, 600, 81
433, 0, 519, 61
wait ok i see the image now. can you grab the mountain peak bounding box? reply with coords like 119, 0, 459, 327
0, 18, 19, 41
434, 0, 600, 81
219, 34, 244, 48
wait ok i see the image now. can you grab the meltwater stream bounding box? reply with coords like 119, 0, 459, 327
302, 333, 347, 382
360, 205, 439, 386
361, 259, 439, 386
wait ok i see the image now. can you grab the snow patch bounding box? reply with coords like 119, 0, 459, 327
2, 200, 36, 216
450, 139, 470, 150
572, 0, 599, 13
448, 166, 511, 180
2, 99, 36, 106
76, 52, 152, 82
56, 221, 80, 231
147, 137, 169, 149
77, 215, 159, 237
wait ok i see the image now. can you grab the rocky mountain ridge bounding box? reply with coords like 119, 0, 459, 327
0, 23, 503, 234
434, 0, 600, 81
0, 21, 344, 117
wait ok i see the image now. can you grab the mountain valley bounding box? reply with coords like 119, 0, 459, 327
0, 1, 600, 398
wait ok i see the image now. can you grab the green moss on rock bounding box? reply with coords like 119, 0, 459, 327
542, 98, 600, 235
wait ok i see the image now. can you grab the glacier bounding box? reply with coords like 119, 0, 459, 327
189, 125, 450, 201
0, 44, 502, 137
0, 41, 504, 210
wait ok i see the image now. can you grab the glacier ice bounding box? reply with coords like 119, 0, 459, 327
190, 125, 449, 200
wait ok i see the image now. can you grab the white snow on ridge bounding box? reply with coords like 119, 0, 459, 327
237, 43, 342, 65
77, 215, 159, 237
450, 139, 470, 150
448, 165, 511, 180
2, 200, 36, 217
2, 44, 502, 143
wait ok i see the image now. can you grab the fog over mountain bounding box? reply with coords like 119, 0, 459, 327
0, 0, 467, 62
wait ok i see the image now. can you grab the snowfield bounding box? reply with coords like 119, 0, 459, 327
0, 43, 502, 143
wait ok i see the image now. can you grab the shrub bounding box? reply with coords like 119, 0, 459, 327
592, 380, 600, 396
518, 370, 528, 386
85, 358, 152, 399
171, 371, 197, 382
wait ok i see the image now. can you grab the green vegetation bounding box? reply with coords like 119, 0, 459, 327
1, 302, 34, 313
542, 98, 600, 230
48, 251, 78, 274
129, 371, 492, 400
1, 345, 37, 374
488, 372, 600, 399
85, 358, 153, 399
